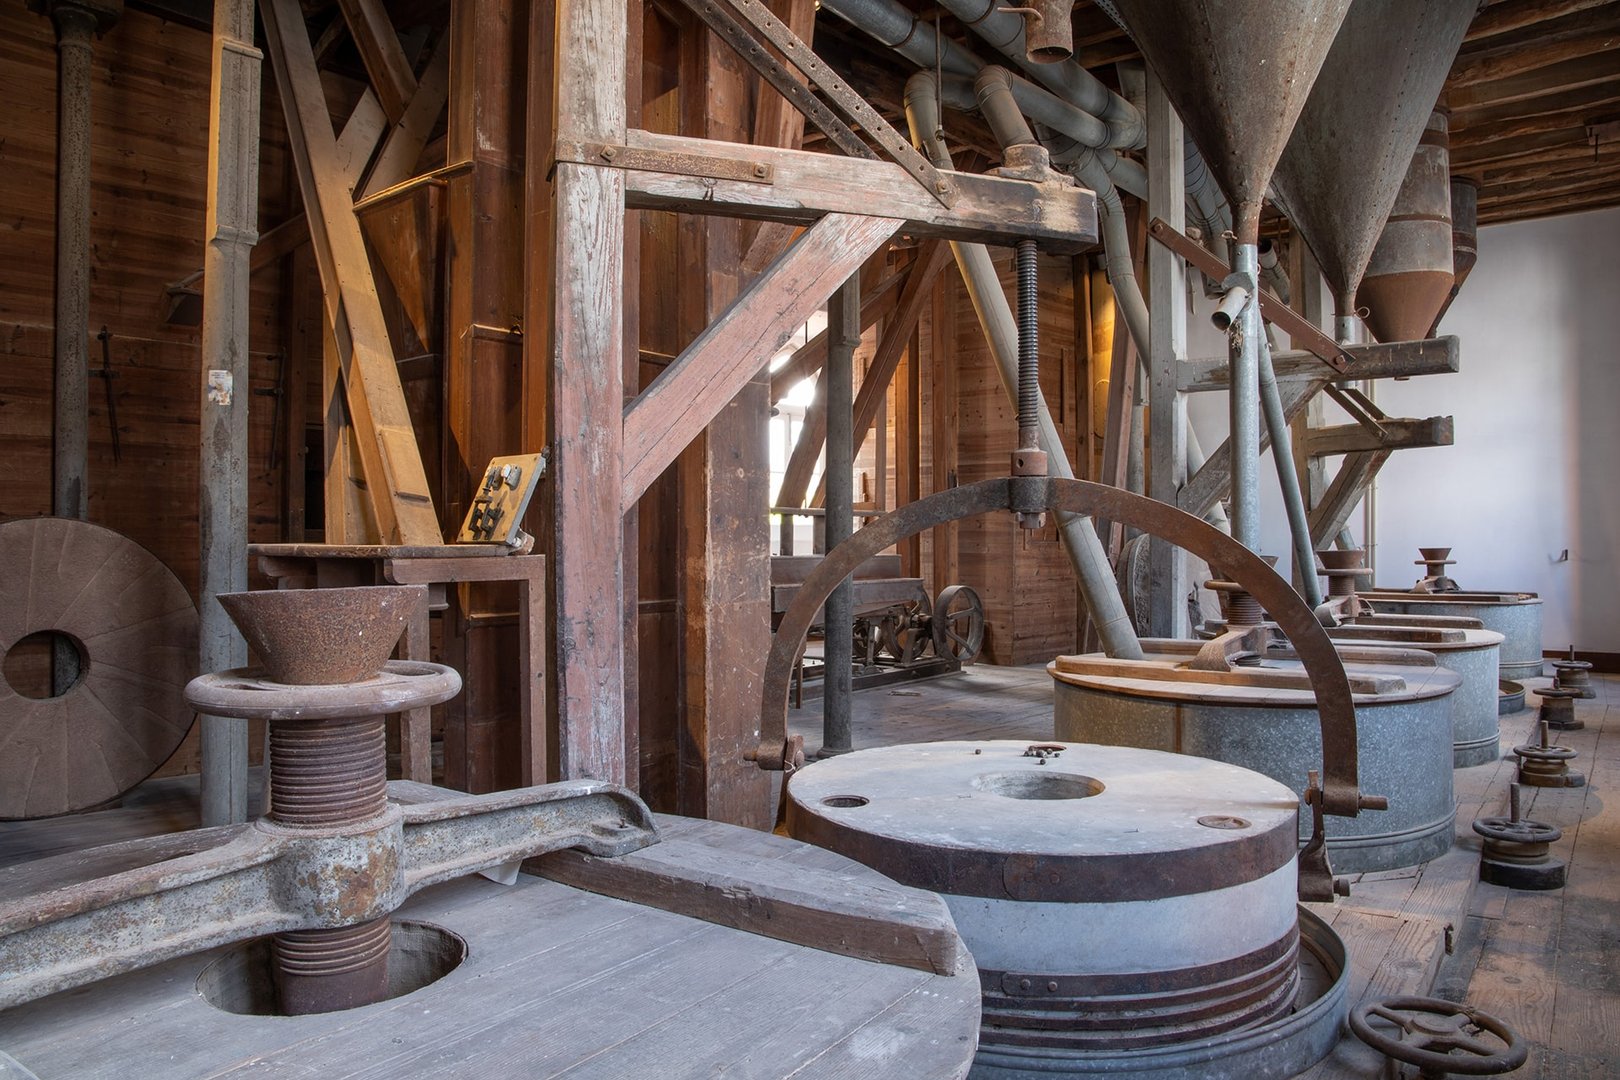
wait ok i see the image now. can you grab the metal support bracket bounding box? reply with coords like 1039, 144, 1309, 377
0, 780, 659, 1010
555, 138, 776, 185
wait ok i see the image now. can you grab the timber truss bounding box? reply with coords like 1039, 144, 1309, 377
257, 0, 1099, 782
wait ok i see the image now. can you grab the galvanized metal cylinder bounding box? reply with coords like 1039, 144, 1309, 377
1450, 175, 1479, 288
1330, 627, 1504, 767
1051, 655, 1459, 873
788, 741, 1347, 1076
1358, 109, 1454, 344
1359, 592, 1544, 680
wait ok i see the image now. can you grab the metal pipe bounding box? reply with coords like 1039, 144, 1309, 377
935, 0, 1143, 146
1023, 0, 1073, 64
1211, 282, 1251, 331
905, 73, 1143, 659
819, 276, 859, 758
1258, 334, 1321, 607
1257, 239, 1290, 305
823, 0, 1139, 151
1227, 243, 1261, 551
974, 67, 1038, 150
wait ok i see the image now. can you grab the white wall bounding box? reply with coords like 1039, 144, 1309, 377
1375, 205, 1620, 655
1182, 206, 1620, 654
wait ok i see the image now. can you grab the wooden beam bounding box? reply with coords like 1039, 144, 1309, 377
606, 129, 1100, 251
1466, 0, 1613, 42
1451, 79, 1620, 131
1178, 337, 1461, 391
1302, 416, 1454, 458
337, 0, 419, 122
531, 0, 629, 783
1450, 6, 1620, 88
263, 0, 441, 545
1146, 68, 1188, 637
768, 259, 906, 404
1309, 450, 1390, 547
1446, 49, 1620, 111
620, 212, 896, 508
198, 0, 262, 828
360, 34, 451, 199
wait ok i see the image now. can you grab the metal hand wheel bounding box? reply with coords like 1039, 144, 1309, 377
1349, 996, 1527, 1076
1472, 817, 1561, 846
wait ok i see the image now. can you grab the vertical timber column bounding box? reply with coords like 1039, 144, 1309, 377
1145, 72, 1187, 637
34, 0, 119, 524
198, 0, 263, 825
529, 0, 627, 782
819, 275, 858, 759
673, 27, 771, 826
443, 0, 530, 791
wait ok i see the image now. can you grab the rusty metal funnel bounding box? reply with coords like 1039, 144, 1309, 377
1417, 547, 1453, 563
1103, 0, 1352, 243
1359, 109, 1457, 343
1270, 0, 1476, 316
217, 585, 425, 685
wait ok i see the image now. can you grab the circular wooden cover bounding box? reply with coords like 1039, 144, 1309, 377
0, 518, 197, 819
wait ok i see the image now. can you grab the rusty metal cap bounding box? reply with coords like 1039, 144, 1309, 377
216, 586, 426, 685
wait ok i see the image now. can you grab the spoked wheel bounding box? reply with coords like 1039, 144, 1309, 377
1348, 996, 1526, 1077
932, 585, 985, 665
878, 595, 933, 667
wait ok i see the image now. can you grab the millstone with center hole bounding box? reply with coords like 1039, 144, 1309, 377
787, 741, 1349, 1079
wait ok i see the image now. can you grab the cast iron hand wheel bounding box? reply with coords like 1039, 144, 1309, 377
1472, 816, 1561, 846
1349, 996, 1527, 1076
878, 596, 932, 666
931, 585, 985, 664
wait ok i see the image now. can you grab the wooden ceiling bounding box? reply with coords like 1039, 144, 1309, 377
1066, 0, 1620, 226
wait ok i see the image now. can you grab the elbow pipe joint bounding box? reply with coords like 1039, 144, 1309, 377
1211, 273, 1255, 332
973, 66, 1039, 151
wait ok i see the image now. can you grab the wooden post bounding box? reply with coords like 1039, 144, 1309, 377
198, 0, 261, 826
1145, 70, 1187, 637
527, 0, 628, 783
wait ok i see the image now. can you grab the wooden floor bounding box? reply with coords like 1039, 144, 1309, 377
3, 665, 1614, 1077
790, 663, 1620, 1079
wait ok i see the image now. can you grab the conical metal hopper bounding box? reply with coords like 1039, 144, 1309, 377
1104, 0, 1352, 243
1359, 109, 1456, 343
1270, 0, 1476, 318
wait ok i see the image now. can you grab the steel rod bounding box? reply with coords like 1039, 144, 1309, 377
820, 275, 859, 758
1259, 333, 1322, 607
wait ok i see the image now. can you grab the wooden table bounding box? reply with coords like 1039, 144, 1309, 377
250, 543, 546, 785
0, 817, 982, 1079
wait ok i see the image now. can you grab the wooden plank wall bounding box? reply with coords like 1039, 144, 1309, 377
0, 6, 302, 776
916, 249, 1084, 666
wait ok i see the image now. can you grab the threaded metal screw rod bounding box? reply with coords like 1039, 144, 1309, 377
1015, 238, 1039, 448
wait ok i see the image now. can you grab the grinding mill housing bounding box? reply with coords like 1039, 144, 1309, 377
1050, 648, 1460, 873
1326, 625, 1505, 767
787, 741, 1350, 1079
1358, 591, 1545, 680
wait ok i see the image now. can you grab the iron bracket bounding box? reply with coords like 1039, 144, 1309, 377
0, 780, 659, 1010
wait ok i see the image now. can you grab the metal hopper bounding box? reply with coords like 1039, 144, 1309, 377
1271, 0, 1477, 333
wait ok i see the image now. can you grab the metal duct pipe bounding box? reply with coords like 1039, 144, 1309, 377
1258, 334, 1321, 607
825, 0, 1142, 149
1225, 245, 1262, 551
973, 66, 1038, 150
1258, 239, 1290, 304
1023, 0, 1073, 64
39, 0, 119, 521
935, 0, 1143, 146
905, 73, 1143, 660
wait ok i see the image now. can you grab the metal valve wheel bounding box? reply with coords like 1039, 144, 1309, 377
1472, 817, 1561, 846
1349, 996, 1527, 1076
1513, 742, 1576, 763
